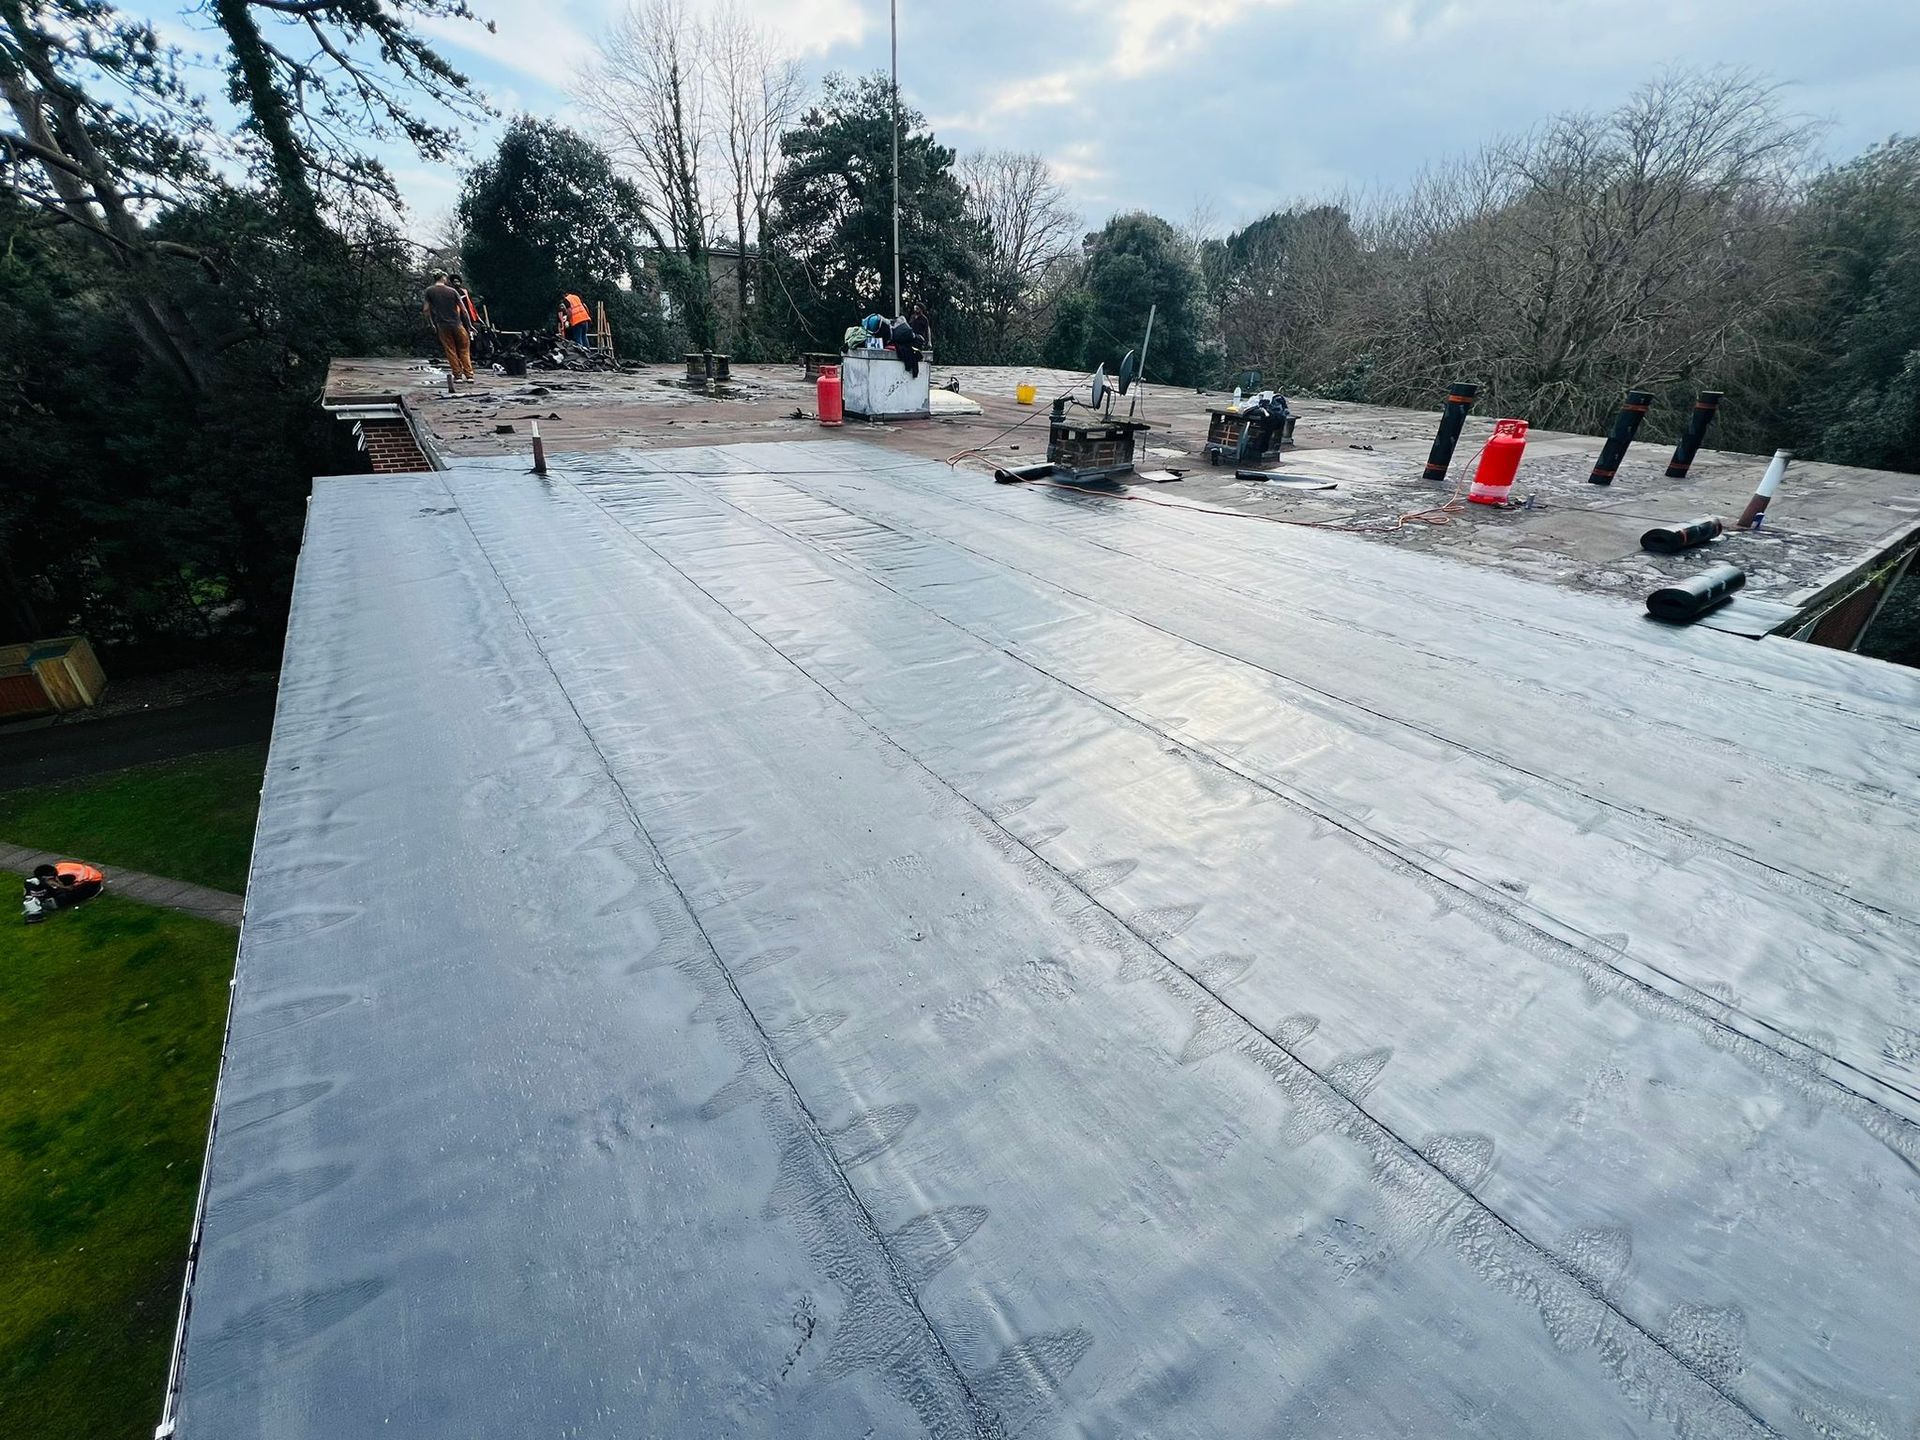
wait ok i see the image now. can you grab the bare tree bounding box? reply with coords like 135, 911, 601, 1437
1176, 195, 1221, 263
959, 149, 1078, 361
580, 0, 804, 348
1357, 69, 1818, 431
706, 1, 803, 330
424, 204, 465, 254
1357, 148, 1518, 399
1210, 69, 1818, 437
579, 0, 716, 343
1216, 198, 1370, 390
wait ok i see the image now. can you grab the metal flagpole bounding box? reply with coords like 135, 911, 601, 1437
891, 0, 901, 318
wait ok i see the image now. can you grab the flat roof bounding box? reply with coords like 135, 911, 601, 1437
324, 356, 1920, 619
171, 440, 1920, 1437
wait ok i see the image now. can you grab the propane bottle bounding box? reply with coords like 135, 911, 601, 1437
1468, 419, 1529, 505
817, 364, 843, 427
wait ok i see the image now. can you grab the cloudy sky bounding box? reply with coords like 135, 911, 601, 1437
131, 0, 1919, 238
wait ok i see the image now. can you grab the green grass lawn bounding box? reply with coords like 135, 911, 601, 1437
0, 745, 267, 894
0, 885, 235, 1440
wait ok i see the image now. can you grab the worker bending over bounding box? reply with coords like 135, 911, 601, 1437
559, 292, 591, 347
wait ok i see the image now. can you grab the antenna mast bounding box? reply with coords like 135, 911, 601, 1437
891, 0, 902, 318
1131, 303, 1156, 419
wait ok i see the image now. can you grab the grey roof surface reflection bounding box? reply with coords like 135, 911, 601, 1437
174, 441, 1920, 1438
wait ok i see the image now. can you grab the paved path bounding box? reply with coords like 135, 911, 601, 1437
1, 842, 243, 927
0, 686, 275, 792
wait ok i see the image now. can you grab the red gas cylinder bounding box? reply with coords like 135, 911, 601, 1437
817, 365, 843, 427
1468, 418, 1528, 505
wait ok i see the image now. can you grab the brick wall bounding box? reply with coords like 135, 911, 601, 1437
1806, 576, 1888, 651
359, 418, 430, 473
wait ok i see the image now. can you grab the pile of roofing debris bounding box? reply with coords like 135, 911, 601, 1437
471, 326, 635, 376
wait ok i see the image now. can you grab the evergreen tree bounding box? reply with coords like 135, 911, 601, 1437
761, 73, 980, 351
0, 0, 475, 649
1793, 138, 1920, 473
458, 117, 658, 340
208, 0, 490, 232
1052, 213, 1212, 387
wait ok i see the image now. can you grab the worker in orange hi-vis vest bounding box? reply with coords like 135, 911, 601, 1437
450, 272, 480, 327
559, 292, 591, 347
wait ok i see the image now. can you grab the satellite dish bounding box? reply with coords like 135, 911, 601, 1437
1089, 364, 1108, 409
1117, 350, 1140, 395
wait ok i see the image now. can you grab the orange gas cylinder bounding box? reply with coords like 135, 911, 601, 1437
1468, 418, 1528, 505
817, 365, 843, 427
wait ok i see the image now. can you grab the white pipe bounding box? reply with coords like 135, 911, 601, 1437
1755, 449, 1791, 498
1739, 449, 1789, 528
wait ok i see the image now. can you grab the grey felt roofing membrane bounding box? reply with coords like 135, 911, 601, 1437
169, 441, 1920, 1438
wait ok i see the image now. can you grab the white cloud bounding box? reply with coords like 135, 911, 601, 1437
420, 1, 603, 93
928, 69, 1080, 137
989, 69, 1080, 114
432, 0, 867, 90
733, 0, 869, 55
1098, 0, 1296, 80
936, 0, 1300, 144
1049, 141, 1113, 193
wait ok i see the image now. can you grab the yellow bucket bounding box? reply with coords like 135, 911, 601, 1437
1016, 383, 1036, 405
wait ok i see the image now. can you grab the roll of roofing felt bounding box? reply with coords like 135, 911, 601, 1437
1646, 563, 1746, 622
993, 462, 1055, 484
1640, 516, 1724, 554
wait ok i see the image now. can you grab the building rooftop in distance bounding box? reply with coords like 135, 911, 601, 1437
165, 431, 1920, 1438
323, 356, 1920, 658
